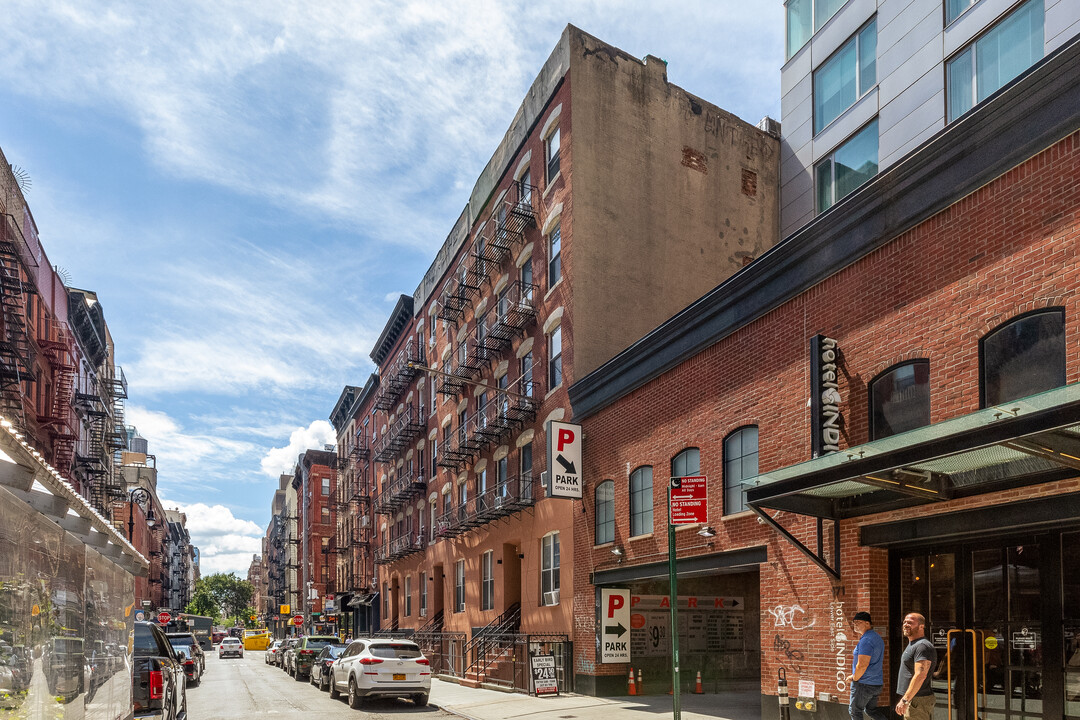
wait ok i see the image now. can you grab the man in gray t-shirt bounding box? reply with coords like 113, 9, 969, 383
895, 613, 936, 719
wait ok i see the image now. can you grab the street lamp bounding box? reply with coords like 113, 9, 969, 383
127, 487, 156, 542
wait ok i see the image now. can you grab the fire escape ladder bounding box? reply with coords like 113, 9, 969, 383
0, 221, 37, 429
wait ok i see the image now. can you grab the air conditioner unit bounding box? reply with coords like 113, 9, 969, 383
360, 516, 369, 527
419, 608, 427, 618
493, 496, 505, 508
542, 590, 560, 606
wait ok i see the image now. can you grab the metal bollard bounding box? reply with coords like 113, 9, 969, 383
778, 668, 790, 720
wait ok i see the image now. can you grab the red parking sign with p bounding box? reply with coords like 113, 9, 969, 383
546, 420, 583, 499
600, 588, 631, 663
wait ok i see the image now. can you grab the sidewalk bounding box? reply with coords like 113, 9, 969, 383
429, 678, 761, 720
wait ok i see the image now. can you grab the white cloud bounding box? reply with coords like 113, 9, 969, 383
159, 501, 264, 576
260, 420, 338, 477
127, 404, 257, 477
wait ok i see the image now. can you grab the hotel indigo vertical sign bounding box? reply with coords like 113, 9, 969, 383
810, 335, 841, 457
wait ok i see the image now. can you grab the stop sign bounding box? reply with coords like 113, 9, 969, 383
157, 611, 172, 625
292, 615, 304, 626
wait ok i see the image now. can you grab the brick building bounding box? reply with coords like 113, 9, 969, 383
293, 449, 337, 634
570, 22, 1080, 720
331, 24, 780, 691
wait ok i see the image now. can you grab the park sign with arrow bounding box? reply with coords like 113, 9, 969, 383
600, 588, 630, 663
546, 420, 583, 499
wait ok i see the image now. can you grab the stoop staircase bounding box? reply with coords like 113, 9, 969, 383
459, 602, 520, 688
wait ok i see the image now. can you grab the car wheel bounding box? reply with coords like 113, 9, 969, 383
414, 693, 429, 707
321, 673, 329, 692
348, 677, 364, 709
329, 673, 341, 700
309, 670, 317, 686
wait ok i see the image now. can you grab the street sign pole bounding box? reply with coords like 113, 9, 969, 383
668, 482, 681, 720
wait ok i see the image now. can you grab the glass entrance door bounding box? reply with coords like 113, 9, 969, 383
898, 536, 1060, 720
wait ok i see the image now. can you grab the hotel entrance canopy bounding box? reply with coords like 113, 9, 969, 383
744, 382, 1080, 577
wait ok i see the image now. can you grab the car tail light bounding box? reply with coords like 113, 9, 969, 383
149, 670, 164, 700
359, 657, 383, 665
415, 658, 430, 665
184, 660, 194, 666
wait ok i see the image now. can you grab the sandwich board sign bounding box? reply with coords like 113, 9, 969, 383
600, 588, 631, 663
531, 654, 559, 696
546, 420, 582, 499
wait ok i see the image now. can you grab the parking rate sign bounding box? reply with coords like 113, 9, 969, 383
546, 421, 583, 499
600, 588, 631, 663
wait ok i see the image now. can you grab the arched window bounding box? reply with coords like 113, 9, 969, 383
595, 480, 614, 545
630, 466, 653, 537
981, 308, 1066, 407
869, 360, 930, 440
723, 427, 758, 515
671, 448, 700, 479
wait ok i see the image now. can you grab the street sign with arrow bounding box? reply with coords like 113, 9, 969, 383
600, 588, 630, 663
546, 420, 583, 499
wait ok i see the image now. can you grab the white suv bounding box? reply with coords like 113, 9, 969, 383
330, 639, 430, 708
218, 637, 244, 659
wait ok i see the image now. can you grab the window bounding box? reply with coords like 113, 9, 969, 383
545, 126, 560, 181
321, 506, 330, 523
947, 0, 975, 24
477, 468, 488, 510
431, 377, 438, 414
322, 476, 330, 496
630, 466, 653, 537
548, 222, 562, 287
724, 427, 758, 515
522, 257, 534, 299
431, 437, 438, 477
518, 168, 532, 205
980, 308, 1065, 407
481, 551, 494, 611
405, 576, 412, 617
322, 536, 330, 552
671, 447, 701, 480
947, 0, 1043, 122
595, 480, 614, 545
496, 456, 508, 499
420, 572, 427, 616
870, 361, 930, 440
813, 20, 876, 134
521, 443, 533, 486
522, 351, 535, 396
383, 582, 389, 618
786, 0, 848, 59
548, 326, 563, 389
455, 560, 465, 612
541, 532, 560, 605
816, 119, 878, 212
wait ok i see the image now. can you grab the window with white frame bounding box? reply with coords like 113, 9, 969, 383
545, 126, 560, 181
420, 571, 428, 616
813, 19, 876, 134
431, 437, 439, 477
548, 326, 562, 390
595, 480, 614, 545
322, 476, 330, 496
477, 468, 488, 510
548, 222, 562, 287
816, 119, 878, 213
541, 532, 560, 605
431, 377, 438, 414
405, 575, 412, 617
786, 0, 848, 59
630, 466, 653, 537
496, 456, 508, 500
724, 426, 758, 514
947, 0, 1043, 123
522, 351, 535, 396
518, 168, 532, 205
522, 257, 534, 300
455, 560, 466, 612
481, 551, 494, 611
521, 444, 533, 495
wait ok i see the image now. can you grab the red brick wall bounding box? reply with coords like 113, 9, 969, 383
575, 130, 1080, 694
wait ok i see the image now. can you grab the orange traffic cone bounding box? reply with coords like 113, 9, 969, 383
628, 668, 637, 696
694, 670, 703, 694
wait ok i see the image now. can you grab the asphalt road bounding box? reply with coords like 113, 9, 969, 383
188, 650, 452, 720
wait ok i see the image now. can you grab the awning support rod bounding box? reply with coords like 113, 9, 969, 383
750, 504, 841, 581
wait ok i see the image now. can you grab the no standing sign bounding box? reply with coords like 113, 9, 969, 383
669, 476, 708, 525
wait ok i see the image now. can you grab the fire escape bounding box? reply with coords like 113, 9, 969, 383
37, 320, 78, 477
0, 213, 38, 430
74, 375, 110, 508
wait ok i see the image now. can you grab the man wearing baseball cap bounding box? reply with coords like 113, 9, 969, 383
845, 611, 886, 720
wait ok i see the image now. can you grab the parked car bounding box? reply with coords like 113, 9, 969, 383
218, 637, 244, 659
309, 644, 346, 690
280, 638, 299, 673
289, 636, 339, 680
265, 640, 284, 665
43, 637, 87, 702
167, 633, 205, 685
330, 639, 430, 708
132, 621, 187, 720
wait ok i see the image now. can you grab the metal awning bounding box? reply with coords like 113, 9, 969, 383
349, 592, 378, 608
744, 382, 1080, 579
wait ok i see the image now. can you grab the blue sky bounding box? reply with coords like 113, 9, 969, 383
0, 1, 783, 575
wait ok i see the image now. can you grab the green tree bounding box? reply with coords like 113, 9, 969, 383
184, 585, 219, 620
189, 573, 254, 622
